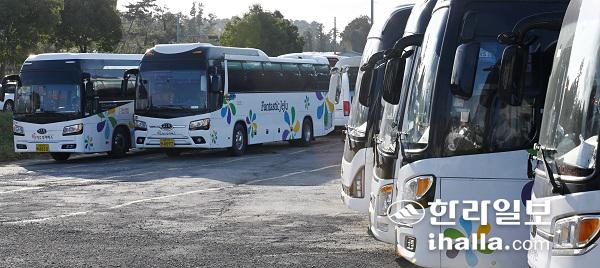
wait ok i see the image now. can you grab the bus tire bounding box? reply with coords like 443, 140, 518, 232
108, 127, 129, 158
51, 153, 71, 162
298, 118, 313, 147
229, 123, 247, 156
3, 100, 13, 112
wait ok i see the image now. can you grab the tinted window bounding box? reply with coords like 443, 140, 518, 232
300, 64, 317, 91
242, 61, 264, 92
263, 62, 284, 91
315, 64, 331, 90
227, 61, 244, 92
282, 63, 302, 91
347, 67, 359, 96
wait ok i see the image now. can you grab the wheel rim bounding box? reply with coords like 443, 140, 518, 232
303, 123, 311, 142
235, 129, 244, 150
5, 103, 12, 111
114, 133, 124, 150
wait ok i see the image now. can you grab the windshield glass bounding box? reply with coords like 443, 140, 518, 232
400, 8, 448, 151
347, 39, 382, 137
539, 0, 600, 172
137, 70, 208, 111
16, 71, 82, 114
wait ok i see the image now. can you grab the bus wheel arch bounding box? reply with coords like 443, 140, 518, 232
229, 121, 247, 156
108, 125, 130, 158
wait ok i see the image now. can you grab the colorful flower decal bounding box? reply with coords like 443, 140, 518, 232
444, 217, 494, 267
316, 92, 335, 126
282, 106, 301, 140
220, 94, 237, 124
304, 96, 310, 110
246, 110, 258, 138
84, 136, 94, 150
210, 130, 218, 144
97, 108, 118, 140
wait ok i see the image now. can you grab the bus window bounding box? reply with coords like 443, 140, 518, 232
282, 63, 302, 91
242, 61, 263, 92
227, 61, 244, 92
347, 67, 359, 99
263, 62, 284, 91
315, 64, 330, 91
300, 64, 317, 91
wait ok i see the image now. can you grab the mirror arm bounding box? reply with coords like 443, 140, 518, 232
385, 34, 425, 60
499, 11, 564, 45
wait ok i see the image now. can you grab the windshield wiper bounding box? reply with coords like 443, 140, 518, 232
535, 143, 563, 194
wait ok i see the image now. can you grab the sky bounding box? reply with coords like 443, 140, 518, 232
117, 0, 414, 31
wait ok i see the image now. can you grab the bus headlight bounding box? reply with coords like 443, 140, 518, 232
135, 120, 147, 131
377, 184, 394, 216
13, 123, 24, 136
403, 175, 435, 207
189, 119, 210, 131
554, 215, 600, 250
63, 123, 83, 136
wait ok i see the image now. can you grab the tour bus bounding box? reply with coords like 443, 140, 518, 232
377, 0, 568, 267
529, 0, 600, 267
339, 3, 414, 213
366, 0, 437, 243
330, 56, 361, 127
0, 75, 17, 112
13, 53, 143, 161
131, 44, 333, 156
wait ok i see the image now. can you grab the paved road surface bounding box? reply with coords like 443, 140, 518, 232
0, 134, 415, 267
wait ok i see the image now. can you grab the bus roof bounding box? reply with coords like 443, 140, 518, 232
334, 56, 362, 68
151, 43, 270, 58
25, 53, 143, 62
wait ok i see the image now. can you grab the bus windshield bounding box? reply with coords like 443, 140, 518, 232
347, 39, 381, 137
400, 8, 448, 152
15, 71, 82, 115
539, 0, 600, 173
137, 69, 208, 112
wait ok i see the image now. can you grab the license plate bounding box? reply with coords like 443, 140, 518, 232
36, 144, 49, 152
160, 139, 175, 148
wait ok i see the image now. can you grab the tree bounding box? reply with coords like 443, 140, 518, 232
220, 5, 303, 56
341, 16, 371, 53
0, 0, 62, 76
55, 0, 123, 53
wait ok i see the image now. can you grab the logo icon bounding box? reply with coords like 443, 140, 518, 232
387, 200, 426, 227
37, 128, 47, 134
161, 123, 173, 130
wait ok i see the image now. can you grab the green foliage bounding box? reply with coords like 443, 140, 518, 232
341, 16, 372, 53
0, 113, 34, 161
0, 0, 62, 75
55, 0, 123, 52
220, 5, 303, 56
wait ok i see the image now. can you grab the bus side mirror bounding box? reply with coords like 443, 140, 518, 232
499, 45, 528, 106
450, 42, 480, 99
81, 72, 94, 98
381, 57, 407, 105
210, 75, 223, 93
121, 69, 139, 92
358, 69, 374, 106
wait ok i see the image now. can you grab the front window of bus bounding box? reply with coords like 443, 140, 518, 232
15, 71, 81, 115
399, 8, 448, 152
347, 39, 381, 138
137, 69, 208, 115
539, 1, 600, 174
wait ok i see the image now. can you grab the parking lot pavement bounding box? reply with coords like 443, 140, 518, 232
0, 133, 416, 267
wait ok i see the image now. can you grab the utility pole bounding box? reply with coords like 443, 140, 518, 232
333, 17, 337, 54
176, 16, 181, 43
371, 0, 374, 25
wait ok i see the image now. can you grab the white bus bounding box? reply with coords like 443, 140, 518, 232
339, 3, 414, 214
529, 0, 600, 267
131, 44, 334, 156
381, 0, 567, 267
13, 53, 143, 161
329, 56, 361, 127
0, 75, 17, 112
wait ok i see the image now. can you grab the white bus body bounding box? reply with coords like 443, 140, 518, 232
379, 0, 567, 267
13, 53, 142, 161
339, 4, 414, 214
134, 44, 334, 156
0, 78, 16, 112
529, 1, 600, 267
329, 56, 361, 127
